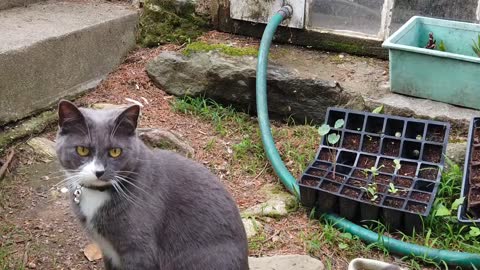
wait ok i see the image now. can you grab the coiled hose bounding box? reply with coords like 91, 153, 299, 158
255, 6, 480, 268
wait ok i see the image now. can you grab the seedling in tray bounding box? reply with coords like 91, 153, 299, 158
299, 107, 450, 233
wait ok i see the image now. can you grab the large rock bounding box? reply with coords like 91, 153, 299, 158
446, 142, 467, 166
27, 137, 56, 161
249, 255, 324, 270
146, 51, 349, 124
242, 218, 262, 239
242, 184, 297, 218
138, 128, 195, 157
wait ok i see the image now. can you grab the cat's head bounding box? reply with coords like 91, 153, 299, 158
55, 100, 142, 190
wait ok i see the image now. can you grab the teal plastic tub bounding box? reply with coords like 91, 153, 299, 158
382, 16, 480, 110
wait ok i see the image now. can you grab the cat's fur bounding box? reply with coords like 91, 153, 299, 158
55, 100, 249, 270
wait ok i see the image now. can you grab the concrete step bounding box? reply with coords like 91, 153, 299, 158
0, 0, 45, 10
0, 1, 138, 124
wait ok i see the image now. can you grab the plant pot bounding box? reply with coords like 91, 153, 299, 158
458, 117, 480, 224
298, 108, 449, 233
382, 16, 480, 110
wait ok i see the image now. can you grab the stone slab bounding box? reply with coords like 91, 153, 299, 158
249, 255, 324, 270
0, 1, 138, 124
0, 0, 44, 10
147, 44, 478, 133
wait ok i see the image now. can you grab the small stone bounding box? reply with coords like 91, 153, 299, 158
26, 137, 56, 160
137, 128, 194, 158
382, 70, 388, 75
83, 243, 102, 261
60, 187, 69, 194
90, 103, 127, 110
339, 54, 345, 58
27, 262, 36, 268
242, 218, 262, 239
446, 142, 467, 165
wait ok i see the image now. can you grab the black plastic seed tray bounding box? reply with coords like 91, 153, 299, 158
299, 108, 450, 233
458, 117, 480, 225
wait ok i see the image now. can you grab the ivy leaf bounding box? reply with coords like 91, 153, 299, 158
340, 232, 352, 240
318, 124, 331, 136
435, 203, 451, 217
334, 119, 345, 129
372, 105, 384, 114
452, 197, 465, 211
338, 243, 349, 250
469, 227, 480, 237
327, 133, 340, 145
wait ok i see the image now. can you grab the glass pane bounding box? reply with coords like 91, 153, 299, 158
309, 0, 385, 36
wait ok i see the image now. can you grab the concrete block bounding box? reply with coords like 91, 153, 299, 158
0, 1, 138, 124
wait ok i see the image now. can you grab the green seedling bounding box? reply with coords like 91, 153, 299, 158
416, 134, 423, 140
393, 159, 401, 170
372, 105, 384, 114
361, 183, 378, 201
388, 183, 399, 194
438, 40, 446, 52
472, 34, 480, 57
318, 119, 344, 177
363, 165, 384, 177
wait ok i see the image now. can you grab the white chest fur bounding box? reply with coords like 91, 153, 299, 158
78, 189, 121, 267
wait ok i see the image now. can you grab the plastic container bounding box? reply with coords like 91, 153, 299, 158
299, 108, 450, 233
382, 16, 480, 110
458, 117, 480, 225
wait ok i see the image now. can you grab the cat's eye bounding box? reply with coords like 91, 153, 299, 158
109, 148, 122, 158
76, 146, 90, 157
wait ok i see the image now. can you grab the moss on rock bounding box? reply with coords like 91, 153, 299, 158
139, 0, 209, 47
182, 41, 258, 57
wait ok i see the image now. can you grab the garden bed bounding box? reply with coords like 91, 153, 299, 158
299, 108, 450, 233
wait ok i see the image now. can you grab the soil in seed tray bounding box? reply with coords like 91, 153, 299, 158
313, 161, 330, 170
378, 159, 395, 173
382, 139, 401, 156
347, 179, 367, 188
352, 169, 369, 179
341, 187, 361, 198
319, 149, 337, 162
376, 184, 387, 193
410, 191, 431, 202
475, 128, 480, 144
394, 177, 413, 188
357, 155, 376, 168
407, 203, 426, 214
426, 125, 445, 143
399, 163, 416, 177
470, 165, 480, 187
373, 174, 391, 185
384, 198, 404, 208
321, 182, 340, 192
388, 189, 408, 197
469, 187, 480, 203
418, 166, 438, 180
302, 178, 319, 187
472, 148, 480, 163
326, 172, 347, 183
423, 145, 442, 163
307, 168, 325, 177
361, 193, 382, 204
343, 133, 361, 150
362, 136, 380, 153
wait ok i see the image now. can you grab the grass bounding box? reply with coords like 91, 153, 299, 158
171, 96, 318, 176
171, 96, 478, 268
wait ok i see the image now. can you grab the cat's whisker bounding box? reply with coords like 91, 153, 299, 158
113, 179, 148, 209
114, 175, 156, 200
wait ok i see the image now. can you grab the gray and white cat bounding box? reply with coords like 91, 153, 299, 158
55, 100, 248, 270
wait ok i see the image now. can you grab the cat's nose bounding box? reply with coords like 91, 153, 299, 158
95, 170, 105, 178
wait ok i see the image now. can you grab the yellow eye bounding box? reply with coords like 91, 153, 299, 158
76, 146, 90, 157
109, 148, 122, 158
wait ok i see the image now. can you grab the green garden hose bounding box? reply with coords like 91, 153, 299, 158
255, 6, 480, 268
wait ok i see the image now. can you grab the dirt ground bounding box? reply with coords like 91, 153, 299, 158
0, 31, 415, 270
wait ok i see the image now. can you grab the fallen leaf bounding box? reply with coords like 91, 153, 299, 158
84, 243, 102, 261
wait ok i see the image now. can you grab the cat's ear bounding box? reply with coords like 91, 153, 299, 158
114, 105, 140, 136
58, 100, 87, 134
